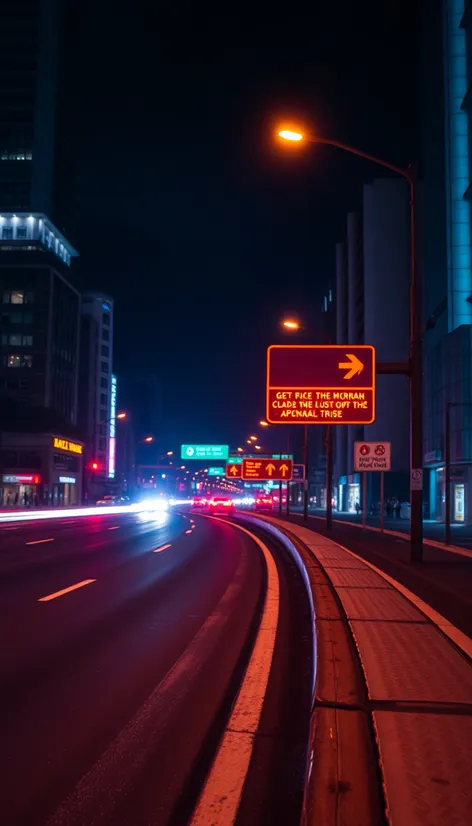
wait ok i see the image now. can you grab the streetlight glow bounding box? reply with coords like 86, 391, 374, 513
279, 130, 303, 142
117, 412, 127, 419
249, 435, 257, 441
254, 444, 262, 450
167, 450, 173, 456
283, 319, 300, 330
144, 436, 153, 443
237, 447, 244, 453
259, 420, 269, 427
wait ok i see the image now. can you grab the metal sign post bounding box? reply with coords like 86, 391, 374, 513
362, 472, 367, 530
380, 471, 385, 533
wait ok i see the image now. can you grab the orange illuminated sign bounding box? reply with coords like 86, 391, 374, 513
266, 345, 376, 425
242, 458, 293, 481
226, 463, 242, 478
53, 436, 83, 455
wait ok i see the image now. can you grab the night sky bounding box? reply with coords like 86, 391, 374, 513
75, 0, 419, 452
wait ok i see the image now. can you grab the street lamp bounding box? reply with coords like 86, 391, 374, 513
282, 319, 300, 330
278, 127, 422, 561
259, 420, 269, 428
249, 435, 258, 441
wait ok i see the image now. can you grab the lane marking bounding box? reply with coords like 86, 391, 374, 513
108, 526, 120, 531
153, 543, 172, 553
26, 538, 54, 546
4, 526, 18, 531
190, 518, 280, 826
185, 529, 192, 534
38, 579, 96, 602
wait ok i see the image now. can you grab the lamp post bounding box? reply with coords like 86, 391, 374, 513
279, 130, 422, 561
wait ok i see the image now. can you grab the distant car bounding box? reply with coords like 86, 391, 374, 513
208, 496, 235, 515
96, 495, 117, 506
192, 496, 208, 511
255, 496, 273, 514
96, 495, 129, 506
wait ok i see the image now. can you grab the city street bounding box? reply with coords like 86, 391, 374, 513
0, 509, 312, 825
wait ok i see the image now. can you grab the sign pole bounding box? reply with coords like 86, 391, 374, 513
445, 402, 451, 546
278, 480, 283, 516
326, 424, 333, 530
362, 472, 367, 530
380, 471, 385, 533
303, 423, 309, 522
286, 481, 290, 517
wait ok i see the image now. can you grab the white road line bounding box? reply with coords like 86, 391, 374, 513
153, 544, 172, 553
38, 579, 96, 603
26, 538, 54, 546
185, 529, 192, 534
190, 518, 280, 826
108, 526, 120, 531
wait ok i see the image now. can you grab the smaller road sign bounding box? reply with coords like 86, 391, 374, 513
242, 458, 293, 481
292, 464, 305, 481
208, 467, 225, 476
226, 463, 242, 478
354, 442, 391, 471
181, 445, 229, 460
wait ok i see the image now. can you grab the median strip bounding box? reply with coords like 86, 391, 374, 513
26, 538, 54, 546
153, 544, 172, 553
38, 579, 96, 602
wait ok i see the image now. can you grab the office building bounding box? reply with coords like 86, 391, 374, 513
335, 179, 410, 511
0, 1, 81, 428
0, 223, 80, 423
0, 0, 79, 245
420, 0, 472, 523
78, 292, 115, 485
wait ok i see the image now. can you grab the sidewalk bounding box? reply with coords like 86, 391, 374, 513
266, 515, 472, 826
304, 506, 472, 548
287, 512, 472, 640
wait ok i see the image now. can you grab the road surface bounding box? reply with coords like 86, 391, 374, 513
0, 508, 312, 825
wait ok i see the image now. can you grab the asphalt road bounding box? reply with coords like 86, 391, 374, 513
0, 508, 312, 826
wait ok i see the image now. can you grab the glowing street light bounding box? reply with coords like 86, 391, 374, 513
167, 450, 173, 456
282, 319, 300, 330
144, 436, 154, 443
117, 412, 127, 419
249, 435, 257, 441
259, 420, 270, 427
254, 444, 262, 450
237, 447, 244, 453
279, 130, 303, 142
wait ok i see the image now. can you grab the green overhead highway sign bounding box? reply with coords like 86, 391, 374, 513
208, 467, 225, 476
181, 445, 229, 460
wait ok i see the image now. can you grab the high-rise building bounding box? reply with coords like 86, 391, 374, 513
335, 179, 410, 512
78, 292, 114, 481
0, 0, 81, 426
420, 0, 472, 523
0, 0, 79, 244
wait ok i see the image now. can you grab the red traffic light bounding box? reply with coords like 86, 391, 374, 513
91, 461, 99, 471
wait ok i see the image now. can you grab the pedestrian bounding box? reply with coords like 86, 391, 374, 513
355, 501, 361, 515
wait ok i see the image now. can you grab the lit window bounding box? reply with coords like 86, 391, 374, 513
6, 354, 32, 368
16, 227, 27, 239
2, 228, 13, 240
102, 312, 110, 326
101, 361, 109, 373
3, 290, 25, 304
101, 344, 109, 357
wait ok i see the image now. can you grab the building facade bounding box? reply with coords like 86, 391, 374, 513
335, 180, 411, 512
78, 292, 115, 489
420, 0, 472, 523
0, 218, 80, 423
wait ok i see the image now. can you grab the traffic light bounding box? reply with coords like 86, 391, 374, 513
91, 461, 99, 471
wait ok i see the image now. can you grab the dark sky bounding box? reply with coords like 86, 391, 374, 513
75, 0, 419, 452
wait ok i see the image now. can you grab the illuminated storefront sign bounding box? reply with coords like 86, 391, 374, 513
108, 374, 117, 479
59, 476, 76, 484
53, 437, 83, 454
2, 474, 40, 484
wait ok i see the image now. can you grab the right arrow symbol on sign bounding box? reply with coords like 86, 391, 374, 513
338, 353, 364, 380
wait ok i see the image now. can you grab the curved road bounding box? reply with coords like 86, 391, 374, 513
0, 509, 312, 825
